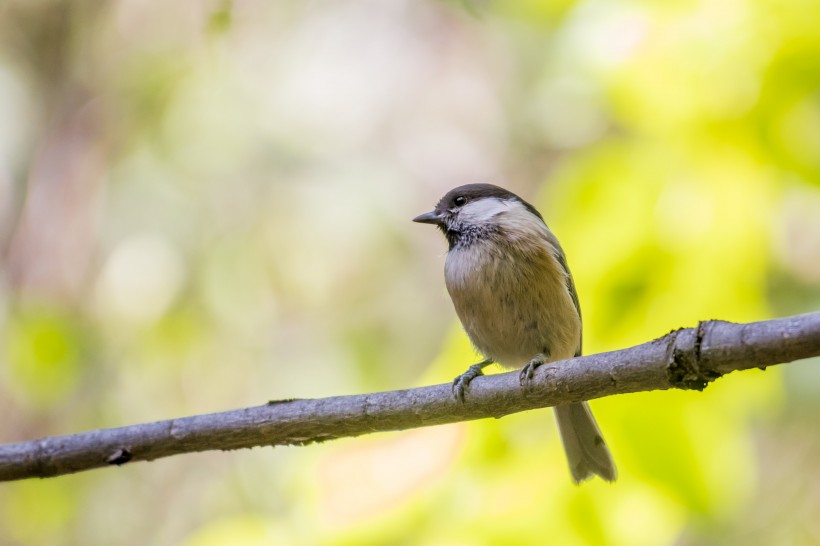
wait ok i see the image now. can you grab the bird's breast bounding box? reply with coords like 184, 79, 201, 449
444, 237, 581, 368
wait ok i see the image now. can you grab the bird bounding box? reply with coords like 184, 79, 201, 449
413, 183, 616, 483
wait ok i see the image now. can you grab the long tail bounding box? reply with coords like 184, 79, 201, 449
553, 402, 617, 483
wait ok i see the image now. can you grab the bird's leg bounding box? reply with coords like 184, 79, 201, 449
519, 353, 549, 386
452, 359, 493, 403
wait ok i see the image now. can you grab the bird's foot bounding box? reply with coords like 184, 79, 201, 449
452, 361, 491, 403
519, 354, 547, 386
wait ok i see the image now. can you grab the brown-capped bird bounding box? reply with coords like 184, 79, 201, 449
414, 183, 616, 483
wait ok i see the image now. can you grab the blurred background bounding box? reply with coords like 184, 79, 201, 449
0, 0, 819, 544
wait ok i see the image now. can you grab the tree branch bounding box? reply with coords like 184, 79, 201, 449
2, 312, 819, 482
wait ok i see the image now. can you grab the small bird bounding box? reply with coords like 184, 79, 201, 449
413, 183, 616, 483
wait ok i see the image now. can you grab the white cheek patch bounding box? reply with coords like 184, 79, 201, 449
496, 201, 550, 234
458, 197, 518, 224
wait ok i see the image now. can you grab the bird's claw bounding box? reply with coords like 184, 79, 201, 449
452, 364, 486, 403
519, 356, 545, 386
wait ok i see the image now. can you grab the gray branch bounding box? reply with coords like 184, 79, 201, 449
2, 312, 819, 482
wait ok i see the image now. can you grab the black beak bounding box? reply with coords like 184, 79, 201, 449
412, 211, 445, 225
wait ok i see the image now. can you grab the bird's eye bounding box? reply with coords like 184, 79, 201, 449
454, 196, 467, 206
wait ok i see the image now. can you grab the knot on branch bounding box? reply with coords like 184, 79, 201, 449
666, 320, 725, 390
106, 448, 133, 466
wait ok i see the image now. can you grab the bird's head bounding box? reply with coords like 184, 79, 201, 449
413, 183, 544, 249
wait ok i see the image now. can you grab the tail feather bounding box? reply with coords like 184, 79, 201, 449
553, 402, 616, 483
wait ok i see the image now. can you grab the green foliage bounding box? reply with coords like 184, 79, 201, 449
4, 306, 87, 408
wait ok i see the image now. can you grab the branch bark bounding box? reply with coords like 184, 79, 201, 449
2, 312, 819, 482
